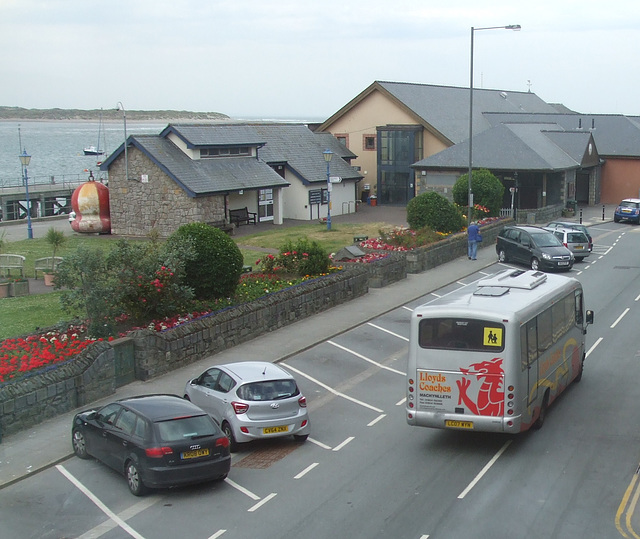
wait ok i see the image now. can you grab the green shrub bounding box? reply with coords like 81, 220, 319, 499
165, 222, 243, 299
258, 237, 330, 276
406, 192, 465, 233
452, 169, 504, 218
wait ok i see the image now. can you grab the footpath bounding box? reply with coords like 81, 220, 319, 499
0, 205, 615, 488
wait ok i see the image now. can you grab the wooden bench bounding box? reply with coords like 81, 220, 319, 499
206, 220, 234, 236
0, 254, 25, 278
229, 207, 257, 227
34, 257, 64, 278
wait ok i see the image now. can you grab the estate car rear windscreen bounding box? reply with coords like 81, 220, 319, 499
418, 318, 505, 352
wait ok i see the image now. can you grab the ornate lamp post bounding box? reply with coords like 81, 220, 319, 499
323, 149, 333, 231
468, 24, 521, 227
19, 149, 34, 239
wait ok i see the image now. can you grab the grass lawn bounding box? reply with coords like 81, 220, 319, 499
0, 220, 399, 340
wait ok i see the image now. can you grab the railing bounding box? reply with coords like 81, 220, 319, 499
0, 173, 102, 192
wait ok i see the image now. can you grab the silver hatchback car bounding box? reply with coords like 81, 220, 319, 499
543, 227, 590, 261
184, 362, 310, 451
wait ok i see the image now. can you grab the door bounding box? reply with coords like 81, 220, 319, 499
525, 320, 538, 405
258, 189, 273, 222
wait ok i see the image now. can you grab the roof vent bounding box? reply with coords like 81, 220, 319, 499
476, 269, 547, 291
500, 92, 508, 99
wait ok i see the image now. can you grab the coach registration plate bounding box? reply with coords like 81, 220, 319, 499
445, 420, 474, 429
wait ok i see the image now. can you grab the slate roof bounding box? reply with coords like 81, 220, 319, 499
101, 134, 289, 197
412, 123, 594, 172
319, 81, 559, 145
485, 113, 640, 157
101, 122, 362, 196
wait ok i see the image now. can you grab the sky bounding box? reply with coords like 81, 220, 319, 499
2, 0, 639, 120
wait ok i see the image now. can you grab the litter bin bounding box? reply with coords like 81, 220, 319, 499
369, 196, 377, 207
567, 200, 577, 213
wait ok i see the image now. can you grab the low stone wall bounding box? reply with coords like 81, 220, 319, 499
0, 267, 369, 438
340, 252, 407, 288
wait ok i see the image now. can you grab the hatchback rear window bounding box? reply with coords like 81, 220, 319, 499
621, 201, 640, 208
156, 415, 217, 442
237, 380, 300, 401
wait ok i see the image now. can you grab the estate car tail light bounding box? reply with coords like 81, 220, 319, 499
298, 396, 307, 408
145, 446, 173, 458
232, 402, 250, 414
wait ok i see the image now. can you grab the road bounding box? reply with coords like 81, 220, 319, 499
2, 222, 640, 538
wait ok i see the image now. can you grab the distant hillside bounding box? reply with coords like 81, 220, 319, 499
0, 107, 230, 121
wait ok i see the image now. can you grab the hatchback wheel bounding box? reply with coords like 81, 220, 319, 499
126, 460, 147, 496
72, 429, 89, 459
498, 249, 508, 263
293, 434, 309, 443
530, 257, 540, 271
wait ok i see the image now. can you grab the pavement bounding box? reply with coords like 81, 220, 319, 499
0, 203, 616, 488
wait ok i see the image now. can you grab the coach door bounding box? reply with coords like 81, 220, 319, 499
524, 319, 539, 405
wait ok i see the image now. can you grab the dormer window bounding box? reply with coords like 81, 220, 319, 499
201, 147, 250, 158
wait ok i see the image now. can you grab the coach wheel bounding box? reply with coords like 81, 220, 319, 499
532, 391, 549, 430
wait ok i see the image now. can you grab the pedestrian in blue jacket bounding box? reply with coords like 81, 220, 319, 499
467, 221, 481, 260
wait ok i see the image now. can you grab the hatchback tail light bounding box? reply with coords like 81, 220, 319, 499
231, 401, 249, 414
145, 446, 173, 458
298, 396, 307, 408
216, 436, 230, 448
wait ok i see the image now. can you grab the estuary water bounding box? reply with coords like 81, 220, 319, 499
0, 120, 164, 187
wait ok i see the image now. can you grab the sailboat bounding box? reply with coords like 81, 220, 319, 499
83, 110, 106, 156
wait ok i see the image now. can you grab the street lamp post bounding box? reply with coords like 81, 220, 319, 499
324, 149, 333, 231
19, 149, 33, 239
117, 102, 128, 181
468, 24, 521, 228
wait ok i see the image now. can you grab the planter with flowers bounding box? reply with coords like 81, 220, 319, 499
0, 278, 9, 299
8, 277, 29, 297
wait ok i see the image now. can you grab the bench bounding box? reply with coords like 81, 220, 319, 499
34, 257, 64, 278
0, 254, 25, 278
207, 220, 234, 236
229, 207, 257, 227
353, 235, 369, 243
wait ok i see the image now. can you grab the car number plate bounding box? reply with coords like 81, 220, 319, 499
445, 420, 473, 429
181, 448, 210, 459
558, 261, 569, 266
263, 425, 289, 434
575, 246, 583, 250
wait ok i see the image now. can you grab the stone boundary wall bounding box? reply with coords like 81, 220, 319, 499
0, 267, 369, 438
0, 218, 511, 438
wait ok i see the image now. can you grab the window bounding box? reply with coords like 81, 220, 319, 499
363, 135, 376, 151
200, 147, 250, 158
97, 404, 121, 426
335, 134, 348, 148
418, 318, 505, 352
115, 409, 138, 435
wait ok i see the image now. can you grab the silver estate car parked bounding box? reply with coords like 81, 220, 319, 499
543, 227, 591, 262
184, 362, 310, 452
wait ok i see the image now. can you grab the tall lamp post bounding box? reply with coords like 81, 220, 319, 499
323, 149, 333, 231
117, 101, 128, 181
19, 149, 34, 239
468, 24, 521, 227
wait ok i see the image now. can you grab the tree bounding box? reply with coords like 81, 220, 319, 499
406, 192, 465, 233
452, 169, 505, 218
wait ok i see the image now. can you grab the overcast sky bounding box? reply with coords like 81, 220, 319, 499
2, 0, 639, 120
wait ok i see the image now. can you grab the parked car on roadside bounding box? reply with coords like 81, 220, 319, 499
614, 198, 640, 224
546, 220, 593, 252
543, 227, 591, 261
496, 225, 574, 271
71, 394, 231, 496
184, 361, 310, 452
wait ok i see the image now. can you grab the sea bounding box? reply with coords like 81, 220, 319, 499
0, 120, 166, 188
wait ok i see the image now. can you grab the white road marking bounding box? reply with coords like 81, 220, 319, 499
328, 340, 405, 375
224, 478, 260, 501
56, 464, 146, 539
282, 362, 383, 413
457, 440, 512, 499
586, 337, 602, 358
402, 305, 413, 311
208, 531, 227, 539
308, 437, 333, 450
635, 293, 640, 302
332, 437, 355, 452
77, 495, 161, 539
367, 414, 387, 426
294, 462, 319, 479
248, 493, 277, 512
611, 308, 630, 328
396, 397, 406, 406
367, 322, 409, 342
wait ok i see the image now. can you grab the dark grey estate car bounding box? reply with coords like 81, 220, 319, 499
496, 225, 574, 271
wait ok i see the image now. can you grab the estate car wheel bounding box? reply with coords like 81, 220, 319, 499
126, 460, 147, 496
222, 422, 239, 453
72, 429, 90, 459
498, 249, 508, 263
530, 257, 540, 271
